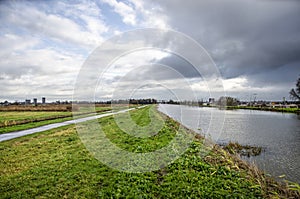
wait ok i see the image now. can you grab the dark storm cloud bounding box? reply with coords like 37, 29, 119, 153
152, 0, 300, 86
158, 55, 200, 79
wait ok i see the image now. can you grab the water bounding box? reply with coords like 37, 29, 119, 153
158, 104, 300, 183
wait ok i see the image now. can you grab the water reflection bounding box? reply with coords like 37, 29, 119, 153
158, 104, 300, 183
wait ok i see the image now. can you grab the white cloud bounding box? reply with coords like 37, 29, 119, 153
190, 76, 251, 93
0, 34, 39, 57
129, 0, 169, 29
102, 0, 137, 26
1, 47, 83, 77
102, 0, 170, 29
56, 1, 109, 38
94, 49, 171, 99
0, 0, 172, 101
0, 47, 83, 100
0, 1, 111, 101
223, 77, 248, 91
0, 1, 108, 49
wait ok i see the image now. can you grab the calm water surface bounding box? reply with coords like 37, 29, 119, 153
158, 104, 300, 183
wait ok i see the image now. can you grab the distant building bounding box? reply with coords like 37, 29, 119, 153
285, 104, 298, 108
2, 100, 10, 106
208, 98, 215, 105
42, 97, 46, 104
25, 99, 31, 105
33, 98, 37, 106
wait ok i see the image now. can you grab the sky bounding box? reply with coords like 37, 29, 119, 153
0, 0, 299, 102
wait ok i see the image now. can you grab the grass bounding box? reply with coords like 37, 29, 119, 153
0, 104, 74, 112
0, 116, 75, 134
0, 107, 112, 134
0, 111, 71, 134
0, 107, 113, 124
0, 105, 299, 198
0, 111, 71, 123
223, 142, 262, 157
224, 106, 299, 114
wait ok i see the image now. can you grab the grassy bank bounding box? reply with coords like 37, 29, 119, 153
0, 105, 299, 198
223, 106, 299, 114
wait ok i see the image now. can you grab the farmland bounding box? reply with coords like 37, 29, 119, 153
0, 105, 112, 134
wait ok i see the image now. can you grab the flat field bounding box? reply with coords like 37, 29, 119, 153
0, 106, 112, 134
0, 111, 72, 123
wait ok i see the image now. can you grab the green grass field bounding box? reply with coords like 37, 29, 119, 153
0, 107, 113, 124
0, 105, 298, 198
0, 111, 72, 123
0, 107, 112, 134
225, 106, 299, 114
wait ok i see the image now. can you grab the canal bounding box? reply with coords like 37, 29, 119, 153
158, 104, 300, 183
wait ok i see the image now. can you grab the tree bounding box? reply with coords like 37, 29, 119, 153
217, 96, 239, 106
289, 76, 300, 101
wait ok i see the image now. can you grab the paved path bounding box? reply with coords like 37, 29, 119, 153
0, 106, 146, 142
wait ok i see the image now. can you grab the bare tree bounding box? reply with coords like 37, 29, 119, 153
289, 76, 300, 101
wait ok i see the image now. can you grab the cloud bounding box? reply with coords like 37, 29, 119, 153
154, 1, 300, 68
0, 0, 299, 101
102, 0, 169, 29
147, 0, 300, 99
0, 46, 83, 100
0, 1, 108, 49
0, 34, 39, 58
101, 0, 137, 26
0, 0, 111, 101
